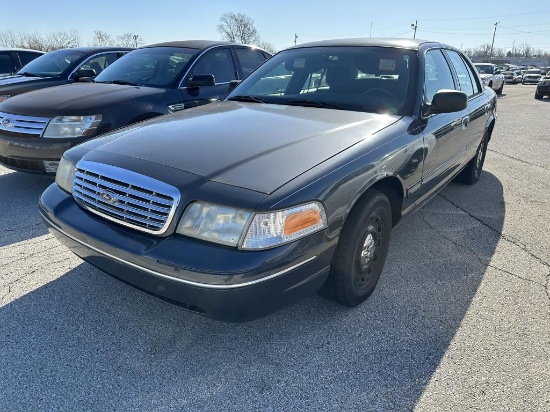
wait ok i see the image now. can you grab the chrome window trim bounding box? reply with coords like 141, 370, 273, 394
67, 50, 131, 80
73, 160, 181, 235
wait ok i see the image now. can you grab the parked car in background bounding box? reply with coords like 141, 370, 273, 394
473, 63, 505, 94
522, 69, 543, 84
39, 38, 497, 322
0, 41, 271, 174
535, 73, 550, 99
502, 70, 522, 84
0, 48, 44, 76
0, 46, 132, 102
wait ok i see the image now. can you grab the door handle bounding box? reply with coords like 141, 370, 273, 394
461, 115, 470, 129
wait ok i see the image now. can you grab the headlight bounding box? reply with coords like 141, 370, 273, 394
0, 95, 10, 103
55, 157, 76, 194
43, 115, 102, 138
177, 202, 252, 247
242, 202, 327, 250
177, 201, 328, 249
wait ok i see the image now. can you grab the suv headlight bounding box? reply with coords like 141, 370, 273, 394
43, 115, 102, 138
55, 157, 76, 194
177, 201, 328, 249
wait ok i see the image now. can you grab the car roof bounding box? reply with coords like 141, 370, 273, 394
285, 38, 452, 51
0, 47, 45, 53
143, 40, 239, 50
47, 46, 134, 53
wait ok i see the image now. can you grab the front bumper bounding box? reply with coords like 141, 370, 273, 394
39, 184, 335, 322
0, 133, 88, 173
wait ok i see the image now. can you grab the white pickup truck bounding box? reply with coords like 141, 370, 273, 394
474, 63, 505, 94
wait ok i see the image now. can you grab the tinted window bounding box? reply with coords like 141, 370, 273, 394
190, 48, 236, 84
424, 49, 455, 103
235, 48, 268, 78
95, 47, 199, 87
18, 51, 42, 66
0, 53, 15, 74
79, 53, 121, 76
446, 50, 476, 97
17, 50, 86, 76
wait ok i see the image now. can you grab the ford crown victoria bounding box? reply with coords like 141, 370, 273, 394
40, 38, 497, 322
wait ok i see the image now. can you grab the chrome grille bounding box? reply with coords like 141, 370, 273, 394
72, 160, 180, 235
0, 111, 50, 136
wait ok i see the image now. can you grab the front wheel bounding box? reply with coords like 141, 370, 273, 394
496, 81, 504, 95
455, 131, 488, 185
320, 190, 392, 306
535, 90, 543, 100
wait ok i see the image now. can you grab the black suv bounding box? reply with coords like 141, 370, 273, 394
0, 41, 271, 174
0, 46, 133, 102
0, 48, 44, 76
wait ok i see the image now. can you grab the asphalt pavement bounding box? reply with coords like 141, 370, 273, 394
1, 84, 549, 411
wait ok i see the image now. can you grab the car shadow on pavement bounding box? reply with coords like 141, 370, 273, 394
0, 171, 504, 411
0, 171, 53, 248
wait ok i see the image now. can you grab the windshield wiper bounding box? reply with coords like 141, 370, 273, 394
98, 79, 142, 86
18, 72, 43, 77
281, 99, 344, 110
227, 95, 267, 103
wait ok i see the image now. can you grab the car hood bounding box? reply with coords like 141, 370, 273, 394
0, 83, 164, 116
0, 74, 50, 86
478, 74, 494, 79
88, 101, 400, 194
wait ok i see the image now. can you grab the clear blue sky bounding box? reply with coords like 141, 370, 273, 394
4, 0, 550, 52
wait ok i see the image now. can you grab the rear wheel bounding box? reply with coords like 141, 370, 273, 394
455, 131, 488, 185
320, 190, 392, 306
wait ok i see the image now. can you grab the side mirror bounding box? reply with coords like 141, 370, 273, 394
185, 74, 215, 88
495, 70, 501, 74
228, 79, 241, 93
425, 89, 467, 116
71, 68, 97, 81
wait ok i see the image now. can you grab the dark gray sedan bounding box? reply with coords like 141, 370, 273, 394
40, 38, 497, 322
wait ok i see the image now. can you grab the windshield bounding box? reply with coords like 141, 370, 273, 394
474, 65, 494, 74
16, 50, 86, 77
94, 47, 199, 87
227, 46, 417, 115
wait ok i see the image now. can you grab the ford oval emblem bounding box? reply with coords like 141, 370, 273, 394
100, 190, 118, 203
1, 118, 13, 127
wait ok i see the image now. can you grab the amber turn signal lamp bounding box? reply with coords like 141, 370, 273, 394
284, 210, 322, 235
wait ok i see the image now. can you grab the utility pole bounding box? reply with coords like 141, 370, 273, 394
294, 33, 298, 46
370, 21, 372, 37
490, 21, 500, 59
133, 34, 139, 48
411, 20, 417, 39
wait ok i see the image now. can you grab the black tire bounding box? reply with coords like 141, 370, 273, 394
455, 131, 488, 185
496, 81, 504, 95
535, 90, 543, 100
320, 190, 392, 306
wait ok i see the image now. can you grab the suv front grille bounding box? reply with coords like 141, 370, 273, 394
0, 111, 50, 136
72, 161, 180, 235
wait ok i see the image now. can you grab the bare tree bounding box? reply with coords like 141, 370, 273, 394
0, 30, 26, 48
91, 30, 115, 46
44, 30, 80, 51
117, 33, 144, 48
257, 40, 277, 54
217, 12, 260, 44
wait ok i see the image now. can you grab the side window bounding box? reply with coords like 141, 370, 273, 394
235, 48, 268, 78
424, 49, 455, 103
445, 50, 476, 98
80, 53, 119, 76
18, 51, 42, 67
191, 48, 236, 84
0, 53, 15, 74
